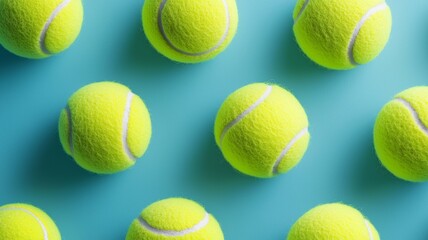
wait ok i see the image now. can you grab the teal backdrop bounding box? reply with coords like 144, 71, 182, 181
1, 0, 428, 239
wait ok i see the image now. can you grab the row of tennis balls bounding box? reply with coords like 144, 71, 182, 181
0, 0, 392, 70
0, 199, 379, 239
59, 81, 428, 182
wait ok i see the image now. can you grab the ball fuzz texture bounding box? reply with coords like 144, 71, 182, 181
293, 0, 392, 70
374, 87, 428, 182
58, 82, 152, 174
142, 0, 238, 63
126, 198, 224, 240
287, 203, 379, 240
0, 0, 83, 59
0, 203, 61, 240
214, 83, 310, 178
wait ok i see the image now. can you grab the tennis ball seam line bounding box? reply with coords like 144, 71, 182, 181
39, 0, 73, 55
122, 91, 138, 161
347, 3, 388, 66
395, 98, 428, 134
219, 85, 273, 144
0, 207, 49, 240
364, 219, 374, 240
272, 127, 308, 174
65, 105, 74, 154
293, 0, 309, 22
137, 212, 210, 236
157, 0, 231, 56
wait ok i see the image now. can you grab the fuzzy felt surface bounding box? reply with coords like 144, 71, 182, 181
126, 198, 224, 240
293, 0, 392, 70
214, 83, 310, 178
0, 203, 61, 240
58, 82, 152, 174
374, 87, 428, 182
0, 0, 83, 59
44, 0, 83, 55
287, 203, 379, 240
142, 0, 238, 63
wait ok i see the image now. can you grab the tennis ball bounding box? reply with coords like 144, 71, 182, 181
374, 87, 428, 182
0, 0, 83, 59
293, 0, 392, 70
126, 198, 224, 240
287, 203, 379, 240
58, 81, 152, 174
0, 203, 61, 240
142, 0, 238, 63
214, 83, 310, 178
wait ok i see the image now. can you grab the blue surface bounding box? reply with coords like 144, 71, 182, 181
1, 0, 428, 239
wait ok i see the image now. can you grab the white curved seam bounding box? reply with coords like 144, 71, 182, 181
294, 0, 310, 23
39, 0, 72, 55
138, 212, 209, 236
0, 207, 48, 240
395, 98, 428, 135
272, 127, 308, 174
364, 219, 374, 240
65, 105, 74, 155
158, 0, 230, 56
122, 92, 137, 161
220, 85, 273, 145
348, 3, 388, 65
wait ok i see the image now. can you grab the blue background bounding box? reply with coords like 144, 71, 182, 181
1, 0, 428, 239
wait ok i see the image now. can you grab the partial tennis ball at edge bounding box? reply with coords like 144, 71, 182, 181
0, 0, 83, 59
58, 81, 152, 174
287, 203, 379, 240
142, 0, 238, 63
293, 0, 392, 70
126, 198, 224, 240
374, 86, 428, 182
214, 83, 310, 178
0, 203, 61, 240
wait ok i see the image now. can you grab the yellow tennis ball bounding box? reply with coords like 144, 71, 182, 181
0, 203, 61, 240
58, 81, 152, 174
126, 198, 224, 240
374, 87, 428, 182
142, 0, 238, 63
0, 0, 83, 59
293, 0, 392, 70
214, 83, 310, 178
287, 203, 379, 240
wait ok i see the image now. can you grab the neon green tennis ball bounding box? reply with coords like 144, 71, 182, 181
293, 0, 392, 70
214, 83, 310, 178
0, 203, 61, 240
126, 198, 224, 240
58, 82, 152, 174
287, 203, 379, 240
374, 87, 428, 182
0, 0, 83, 59
142, 0, 238, 63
